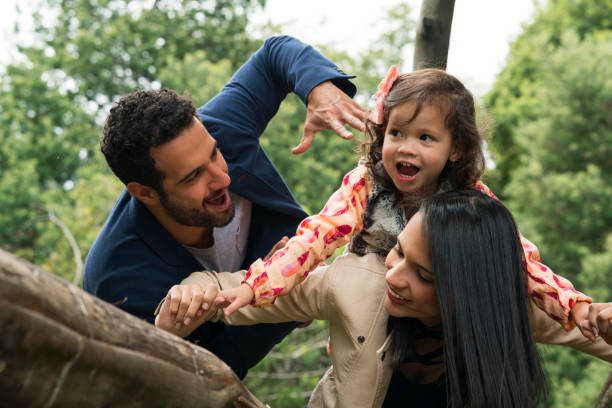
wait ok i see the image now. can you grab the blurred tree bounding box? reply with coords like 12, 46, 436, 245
483, 0, 612, 196
504, 34, 611, 283
22, 0, 265, 108
485, 8, 612, 407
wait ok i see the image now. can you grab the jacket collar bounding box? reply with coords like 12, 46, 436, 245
127, 192, 203, 269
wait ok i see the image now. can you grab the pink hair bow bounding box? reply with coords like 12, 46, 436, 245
369, 65, 399, 125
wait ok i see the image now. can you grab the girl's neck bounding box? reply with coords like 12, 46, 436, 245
399, 182, 437, 220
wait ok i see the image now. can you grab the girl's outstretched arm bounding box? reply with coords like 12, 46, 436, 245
475, 181, 592, 331
243, 165, 372, 307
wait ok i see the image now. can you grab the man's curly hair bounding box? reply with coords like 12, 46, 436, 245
101, 89, 196, 192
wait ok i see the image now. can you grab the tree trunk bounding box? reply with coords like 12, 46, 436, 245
413, 0, 456, 70
594, 371, 612, 408
0, 248, 265, 408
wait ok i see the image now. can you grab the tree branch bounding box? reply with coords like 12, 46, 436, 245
47, 209, 83, 285
0, 248, 265, 408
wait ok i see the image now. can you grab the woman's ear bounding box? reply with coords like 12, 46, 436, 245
127, 181, 159, 206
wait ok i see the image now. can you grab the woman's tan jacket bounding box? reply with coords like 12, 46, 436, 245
181, 253, 612, 408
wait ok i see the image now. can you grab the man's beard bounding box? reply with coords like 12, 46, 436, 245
158, 189, 235, 228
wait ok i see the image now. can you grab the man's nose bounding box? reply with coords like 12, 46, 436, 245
207, 162, 231, 191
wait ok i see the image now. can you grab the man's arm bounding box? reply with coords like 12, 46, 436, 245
198, 35, 365, 156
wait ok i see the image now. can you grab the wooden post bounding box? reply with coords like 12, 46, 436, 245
413, 0, 456, 70
0, 248, 266, 408
594, 371, 612, 408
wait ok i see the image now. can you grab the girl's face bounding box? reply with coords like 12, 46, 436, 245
382, 102, 458, 196
384, 211, 441, 327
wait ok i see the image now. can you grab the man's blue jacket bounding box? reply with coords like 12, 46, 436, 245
83, 36, 356, 379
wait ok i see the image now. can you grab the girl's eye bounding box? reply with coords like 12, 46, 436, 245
389, 128, 402, 137
419, 134, 434, 142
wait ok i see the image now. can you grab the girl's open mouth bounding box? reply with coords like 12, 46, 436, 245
396, 162, 419, 181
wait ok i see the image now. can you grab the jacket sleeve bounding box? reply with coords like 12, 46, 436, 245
182, 265, 333, 324
242, 165, 372, 307
475, 181, 592, 330
529, 300, 612, 362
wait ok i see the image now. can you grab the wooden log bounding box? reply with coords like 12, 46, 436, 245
0, 248, 265, 408
594, 371, 612, 408
413, 0, 456, 70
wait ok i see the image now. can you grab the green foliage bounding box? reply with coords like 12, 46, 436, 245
244, 321, 331, 406
538, 346, 610, 407
483, 0, 612, 195
484, 2, 612, 406
504, 34, 612, 280
24, 0, 265, 106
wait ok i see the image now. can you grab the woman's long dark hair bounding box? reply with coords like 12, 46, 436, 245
388, 189, 547, 407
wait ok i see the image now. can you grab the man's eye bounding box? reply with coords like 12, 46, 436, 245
186, 171, 200, 183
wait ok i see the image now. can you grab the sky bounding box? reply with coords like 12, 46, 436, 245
0, 0, 538, 98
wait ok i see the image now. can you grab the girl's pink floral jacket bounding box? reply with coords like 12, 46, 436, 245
243, 164, 591, 330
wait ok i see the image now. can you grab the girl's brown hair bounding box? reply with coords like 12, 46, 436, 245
364, 68, 485, 190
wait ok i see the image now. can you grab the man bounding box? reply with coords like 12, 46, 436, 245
83, 36, 367, 379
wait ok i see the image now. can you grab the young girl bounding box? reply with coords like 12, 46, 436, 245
167, 67, 594, 334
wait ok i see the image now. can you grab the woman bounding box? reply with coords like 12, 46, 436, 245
381, 190, 546, 406
156, 190, 609, 407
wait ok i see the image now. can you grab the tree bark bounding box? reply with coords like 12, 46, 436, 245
0, 248, 265, 408
594, 371, 612, 408
413, 0, 456, 70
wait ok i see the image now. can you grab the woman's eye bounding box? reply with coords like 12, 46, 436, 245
419, 134, 434, 142
416, 268, 433, 283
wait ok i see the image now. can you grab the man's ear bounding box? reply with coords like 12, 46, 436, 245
126, 182, 159, 206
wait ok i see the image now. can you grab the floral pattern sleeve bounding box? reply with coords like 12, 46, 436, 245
243, 165, 372, 307
475, 181, 592, 330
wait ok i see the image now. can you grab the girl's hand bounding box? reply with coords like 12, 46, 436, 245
214, 283, 255, 317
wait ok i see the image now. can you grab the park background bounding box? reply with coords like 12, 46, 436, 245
0, 0, 610, 406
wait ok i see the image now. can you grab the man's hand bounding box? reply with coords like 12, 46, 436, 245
293, 81, 367, 154
581, 302, 612, 345
572, 301, 596, 341
154, 283, 220, 337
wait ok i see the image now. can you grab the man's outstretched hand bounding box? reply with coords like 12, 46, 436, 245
292, 81, 368, 154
